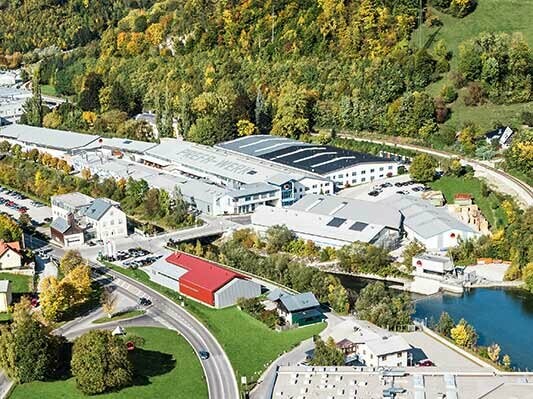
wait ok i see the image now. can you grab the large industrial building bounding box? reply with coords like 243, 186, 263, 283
148, 252, 261, 308
0, 88, 31, 123
0, 125, 401, 216
218, 135, 400, 188
251, 194, 403, 249
381, 194, 481, 250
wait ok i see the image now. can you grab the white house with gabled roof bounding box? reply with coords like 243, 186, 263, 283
84, 198, 127, 241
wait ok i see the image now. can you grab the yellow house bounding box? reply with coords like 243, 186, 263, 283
0, 280, 12, 312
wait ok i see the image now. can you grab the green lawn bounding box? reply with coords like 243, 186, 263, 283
92, 310, 145, 324
10, 327, 208, 399
430, 176, 507, 228
0, 272, 31, 293
40, 85, 58, 97
106, 263, 325, 383
415, 1, 533, 68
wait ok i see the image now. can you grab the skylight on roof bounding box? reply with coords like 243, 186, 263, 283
349, 222, 368, 231
326, 217, 346, 227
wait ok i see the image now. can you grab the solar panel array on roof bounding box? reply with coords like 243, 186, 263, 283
217, 135, 391, 175
326, 217, 346, 227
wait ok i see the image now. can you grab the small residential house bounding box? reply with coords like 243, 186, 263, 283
84, 198, 128, 241
0, 241, 22, 270
328, 319, 411, 368
485, 126, 514, 149
272, 292, 323, 326
454, 193, 473, 206
0, 280, 12, 312
50, 216, 85, 247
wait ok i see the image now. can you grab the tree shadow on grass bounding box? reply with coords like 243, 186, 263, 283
129, 348, 176, 386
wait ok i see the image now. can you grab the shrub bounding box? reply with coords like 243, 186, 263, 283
440, 85, 458, 103
464, 82, 486, 106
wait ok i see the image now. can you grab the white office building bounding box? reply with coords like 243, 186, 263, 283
0, 87, 31, 123
84, 198, 128, 241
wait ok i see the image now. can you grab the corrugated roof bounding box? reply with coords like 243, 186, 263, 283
290, 194, 402, 229
0, 124, 100, 150
84, 198, 113, 221
166, 252, 246, 292
218, 135, 394, 175
381, 195, 476, 239
279, 292, 320, 312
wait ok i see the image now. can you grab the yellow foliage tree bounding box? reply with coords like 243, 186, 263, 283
145, 23, 164, 46
236, 119, 256, 137
64, 265, 92, 304
450, 319, 477, 348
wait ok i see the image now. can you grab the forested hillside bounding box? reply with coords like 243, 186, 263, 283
0, 0, 153, 60
2, 0, 532, 168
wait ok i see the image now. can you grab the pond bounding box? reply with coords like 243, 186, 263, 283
414, 287, 533, 371
336, 274, 533, 371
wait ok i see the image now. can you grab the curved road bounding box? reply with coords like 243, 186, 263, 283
95, 262, 240, 399
341, 135, 533, 207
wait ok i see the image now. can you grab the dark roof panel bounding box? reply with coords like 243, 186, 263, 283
349, 221, 369, 231
326, 217, 347, 227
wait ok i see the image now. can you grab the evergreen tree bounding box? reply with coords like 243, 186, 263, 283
21, 68, 43, 127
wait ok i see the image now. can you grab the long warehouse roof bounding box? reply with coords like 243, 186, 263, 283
217, 135, 394, 175
0, 124, 100, 150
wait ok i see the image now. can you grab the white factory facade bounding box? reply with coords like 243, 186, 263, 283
0, 124, 401, 217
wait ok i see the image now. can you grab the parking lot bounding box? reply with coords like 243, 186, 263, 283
101, 247, 163, 269
0, 186, 51, 225
338, 175, 431, 202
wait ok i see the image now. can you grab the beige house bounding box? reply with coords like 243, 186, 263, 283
0, 241, 22, 270
0, 280, 12, 312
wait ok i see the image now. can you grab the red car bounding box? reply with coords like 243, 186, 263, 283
417, 359, 434, 367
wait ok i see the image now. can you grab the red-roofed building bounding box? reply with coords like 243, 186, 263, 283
0, 241, 22, 270
149, 251, 261, 308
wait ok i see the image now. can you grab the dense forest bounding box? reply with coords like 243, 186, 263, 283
1, 0, 531, 175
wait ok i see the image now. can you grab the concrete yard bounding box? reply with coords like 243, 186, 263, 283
399, 331, 489, 373
337, 174, 426, 202
465, 263, 509, 282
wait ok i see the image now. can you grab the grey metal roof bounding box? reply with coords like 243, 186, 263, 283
380, 195, 476, 239
226, 182, 278, 198
267, 288, 290, 302
84, 198, 113, 221
218, 135, 392, 175
365, 335, 411, 356
280, 292, 320, 312
51, 192, 94, 210
0, 124, 100, 150
146, 138, 311, 185
50, 217, 71, 233
291, 194, 402, 229
100, 137, 158, 153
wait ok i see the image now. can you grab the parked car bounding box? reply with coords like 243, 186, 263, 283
417, 359, 434, 367
368, 191, 380, 197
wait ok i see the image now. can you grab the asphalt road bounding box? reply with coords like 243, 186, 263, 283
101, 263, 240, 399
338, 134, 533, 208
28, 233, 239, 399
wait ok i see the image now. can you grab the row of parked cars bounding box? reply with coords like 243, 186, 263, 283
368, 180, 431, 197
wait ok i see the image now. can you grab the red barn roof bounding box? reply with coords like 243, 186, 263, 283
166, 252, 246, 292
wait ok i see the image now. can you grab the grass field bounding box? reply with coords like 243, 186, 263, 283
10, 327, 208, 399
429, 176, 507, 228
106, 264, 325, 383
40, 84, 58, 97
0, 272, 31, 293
92, 310, 145, 324
415, 1, 533, 67
413, 1, 533, 132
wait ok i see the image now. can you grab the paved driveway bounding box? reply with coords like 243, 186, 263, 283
400, 331, 489, 373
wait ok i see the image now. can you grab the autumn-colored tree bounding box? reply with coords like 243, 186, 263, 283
450, 319, 478, 348
59, 250, 84, 275
487, 343, 501, 363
